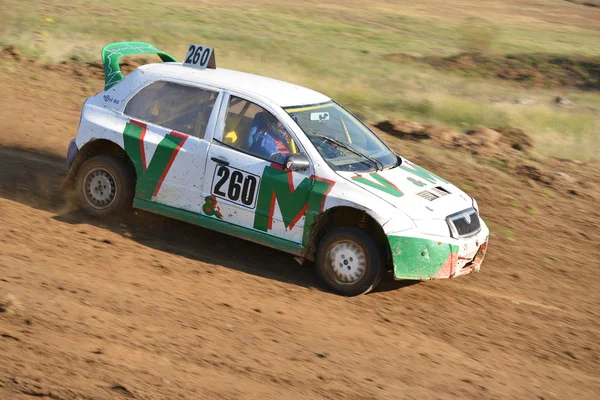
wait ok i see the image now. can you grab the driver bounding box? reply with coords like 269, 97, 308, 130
248, 112, 290, 163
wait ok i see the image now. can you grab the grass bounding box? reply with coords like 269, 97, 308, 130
501, 229, 517, 242
1, 0, 599, 160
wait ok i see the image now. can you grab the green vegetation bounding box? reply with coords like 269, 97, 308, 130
1, 0, 599, 160
501, 229, 517, 242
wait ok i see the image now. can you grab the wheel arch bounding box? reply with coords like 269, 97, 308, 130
305, 206, 391, 267
60, 139, 135, 192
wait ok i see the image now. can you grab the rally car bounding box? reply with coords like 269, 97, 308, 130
61, 42, 489, 296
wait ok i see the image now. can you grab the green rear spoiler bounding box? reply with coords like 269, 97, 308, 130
101, 42, 177, 91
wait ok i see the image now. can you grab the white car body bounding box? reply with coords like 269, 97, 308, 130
64, 43, 489, 282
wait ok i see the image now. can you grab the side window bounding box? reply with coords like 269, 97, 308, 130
125, 81, 218, 138
221, 96, 298, 163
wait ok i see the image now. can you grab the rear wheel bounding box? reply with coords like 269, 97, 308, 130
316, 227, 384, 296
76, 155, 134, 217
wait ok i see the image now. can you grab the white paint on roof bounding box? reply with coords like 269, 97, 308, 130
140, 62, 330, 108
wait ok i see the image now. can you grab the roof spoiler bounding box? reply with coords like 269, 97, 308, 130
101, 42, 177, 91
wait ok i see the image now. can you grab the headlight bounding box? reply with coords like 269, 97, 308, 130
472, 198, 479, 214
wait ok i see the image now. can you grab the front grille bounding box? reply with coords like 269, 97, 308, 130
447, 208, 481, 238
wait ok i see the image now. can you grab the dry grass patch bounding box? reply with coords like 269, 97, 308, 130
1, 0, 599, 160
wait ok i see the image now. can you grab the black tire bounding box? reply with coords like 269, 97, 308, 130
75, 155, 135, 217
316, 227, 384, 296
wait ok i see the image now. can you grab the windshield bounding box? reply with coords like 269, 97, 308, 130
285, 101, 398, 172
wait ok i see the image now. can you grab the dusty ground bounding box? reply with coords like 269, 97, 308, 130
0, 58, 599, 399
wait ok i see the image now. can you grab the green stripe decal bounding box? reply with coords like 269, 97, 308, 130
400, 162, 448, 185
253, 166, 315, 232
302, 177, 335, 246
351, 172, 404, 197
388, 236, 459, 279
123, 121, 187, 200
252, 165, 335, 247
134, 199, 305, 256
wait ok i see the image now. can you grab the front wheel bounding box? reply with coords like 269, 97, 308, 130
75, 155, 134, 217
316, 227, 384, 296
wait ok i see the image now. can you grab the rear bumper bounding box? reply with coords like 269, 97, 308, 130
388, 222, 489, 280
60, 138, 79, 192
66, 138, 78, 169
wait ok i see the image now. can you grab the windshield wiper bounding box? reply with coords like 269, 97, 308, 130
309, 131, 384, 171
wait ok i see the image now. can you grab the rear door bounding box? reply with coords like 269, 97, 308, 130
123, 80, 221, 212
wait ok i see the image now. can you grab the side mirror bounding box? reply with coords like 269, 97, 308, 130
284, 154, 310, 172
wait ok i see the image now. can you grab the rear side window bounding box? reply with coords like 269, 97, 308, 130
125, 81, 218, 138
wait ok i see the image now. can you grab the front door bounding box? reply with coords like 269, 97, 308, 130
202, 95, 334, 247
122, 80, 221, 212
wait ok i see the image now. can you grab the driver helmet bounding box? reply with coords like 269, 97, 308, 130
264, 113, 287, 138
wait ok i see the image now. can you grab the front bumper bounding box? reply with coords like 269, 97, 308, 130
387, 222, 489, 280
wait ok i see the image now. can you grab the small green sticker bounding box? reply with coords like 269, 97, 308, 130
202, 195, 223, 219
407, 177, 426, 187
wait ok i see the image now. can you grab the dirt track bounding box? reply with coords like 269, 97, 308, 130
1, 58, 599, 399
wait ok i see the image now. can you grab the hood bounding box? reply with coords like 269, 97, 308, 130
337, 158, 473, 220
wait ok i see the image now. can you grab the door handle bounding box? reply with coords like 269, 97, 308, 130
211, 157, 230, 166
